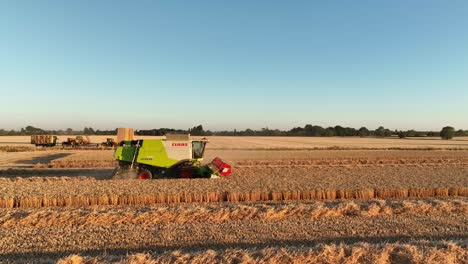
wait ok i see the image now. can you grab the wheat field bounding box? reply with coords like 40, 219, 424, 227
0, 137, 466, 262
2, 135, 468, 149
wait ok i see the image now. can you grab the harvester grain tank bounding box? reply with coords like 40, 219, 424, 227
113, 134, 231, 179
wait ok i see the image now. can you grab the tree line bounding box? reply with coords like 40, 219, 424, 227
0, 126, 118, 136
1, 125, 467, 139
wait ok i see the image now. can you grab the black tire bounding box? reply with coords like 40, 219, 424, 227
137, 168, 153, 179
112, 166, 138, 179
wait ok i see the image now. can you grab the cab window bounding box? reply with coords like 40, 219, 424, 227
192, 141, 206, 159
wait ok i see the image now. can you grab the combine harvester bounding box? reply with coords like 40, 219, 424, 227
113, 131, 232, 179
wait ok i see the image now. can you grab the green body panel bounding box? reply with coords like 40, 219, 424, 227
196, 165, 213, 177
114, 140, 179, 168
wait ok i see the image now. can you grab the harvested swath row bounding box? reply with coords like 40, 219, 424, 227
0, 176, 96, 182
56, 242, 467, 264
235, 157, 468, 166
1, 199, 466, 227
35, 157, 468, 168
0, 146, 37, 153
0, 168, 111, 180
13, 149, 468, 170
232, 165, 468, 190
52, 149, 468, 162
210, 147, 468, 150
0, 186, 466, 208
34, 160, 116, 168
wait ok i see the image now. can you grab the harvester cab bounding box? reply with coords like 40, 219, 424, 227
112, 134, 231, 179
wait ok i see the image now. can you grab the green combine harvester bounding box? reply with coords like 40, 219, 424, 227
113, 134, 232, 179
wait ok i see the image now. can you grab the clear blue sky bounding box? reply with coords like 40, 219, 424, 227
1, 1, 467, 131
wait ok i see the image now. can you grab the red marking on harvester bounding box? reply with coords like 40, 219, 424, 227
211, 157, 232, 177
172, 143, 188, 147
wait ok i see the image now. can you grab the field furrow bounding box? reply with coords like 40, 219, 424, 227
55, 242, 467, 264
33, 157, 468, 168
1, 199, 466, 227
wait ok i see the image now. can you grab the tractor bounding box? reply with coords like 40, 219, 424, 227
101, 138, 118, 148
112, 134, 231, 179
62, 136, 93, 147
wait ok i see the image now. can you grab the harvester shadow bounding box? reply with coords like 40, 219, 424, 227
15, 153, 72, 165
0, 168, 114, 180
1, 234, 466, 262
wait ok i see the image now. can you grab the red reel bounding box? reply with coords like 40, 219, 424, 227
211, 157, 232, 177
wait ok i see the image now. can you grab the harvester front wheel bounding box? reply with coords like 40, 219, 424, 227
137, 168, 153, 180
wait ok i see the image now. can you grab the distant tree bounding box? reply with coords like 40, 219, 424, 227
289, 127, 305, 136
304, 125, 314, 136
455, 129, 465, 137
190, 125, 205, 136
65, 128, 74, 135
324, 127, 335, 137
406, 130, 416, 137
344, 127, 357, 136
334, 126, 346, 137
313, 126, 325, 137
304, 125, 324, 137
22, 126, 45, 135
398, 131, 407, 139
83, 127, 96, 135
244, 129, 255, 136
374, 126, 386, 137
358, 127, 370, 137
414, 131, 427, 137
260, 128, 274, 136
384, 128, 392, 137
440, 126, 455, 140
